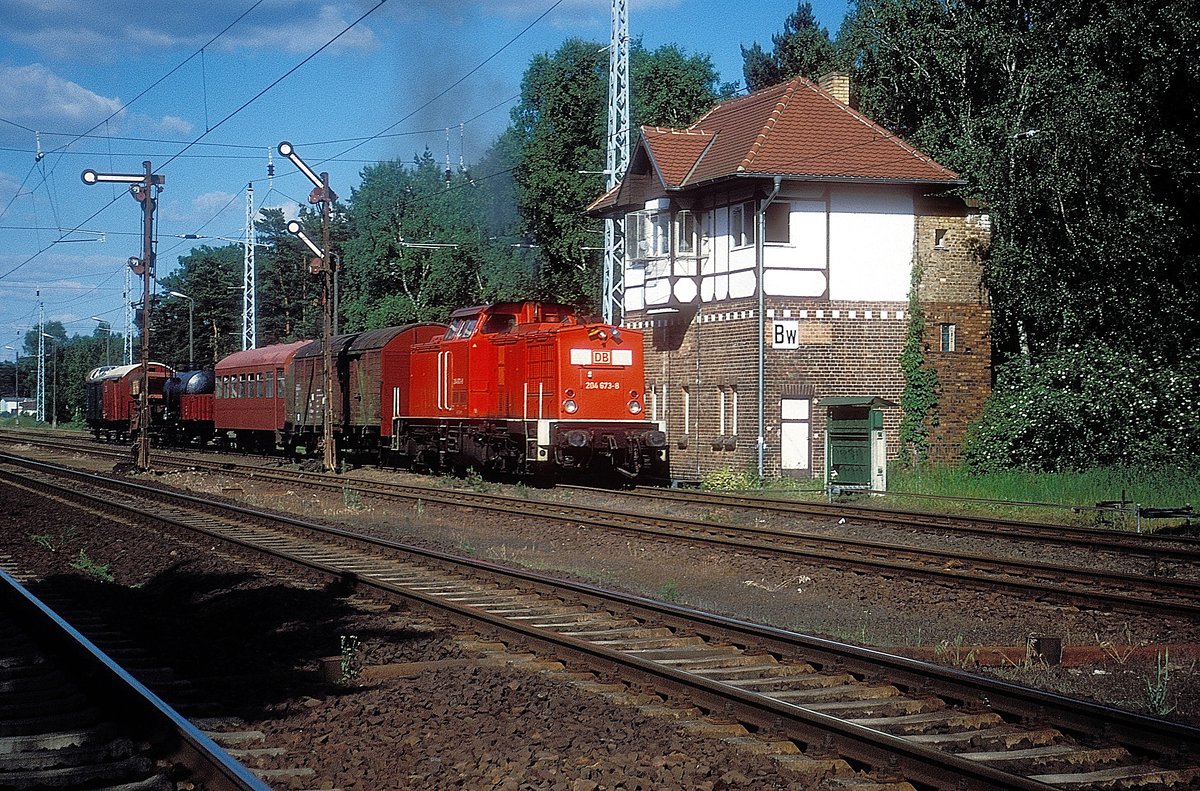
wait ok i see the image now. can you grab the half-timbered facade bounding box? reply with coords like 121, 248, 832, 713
588, 74, 991, 482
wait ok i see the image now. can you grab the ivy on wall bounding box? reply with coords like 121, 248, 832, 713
899, 262, 939, 466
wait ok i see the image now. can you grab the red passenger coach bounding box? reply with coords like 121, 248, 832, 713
85, 362, 174, 441
214, 340, 310, 451
398, 301, 669, 481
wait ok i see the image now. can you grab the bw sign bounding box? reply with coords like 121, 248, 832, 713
772, 320, 799, 349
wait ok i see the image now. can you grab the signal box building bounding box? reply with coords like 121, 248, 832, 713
588, 74, 992, 482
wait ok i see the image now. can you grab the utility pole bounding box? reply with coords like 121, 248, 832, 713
278, 141, 338, 473
603, 0, 630, 325
82, 161, 165, 471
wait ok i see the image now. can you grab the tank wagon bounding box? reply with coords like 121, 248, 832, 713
161, 369, 215, 446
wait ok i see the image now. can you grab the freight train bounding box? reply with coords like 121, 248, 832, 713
85, 301, 669, 484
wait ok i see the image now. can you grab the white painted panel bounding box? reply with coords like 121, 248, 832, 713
729, 246, 756, 273
625, 287, 644, 311
644, 277, 671, 305
781, 397, 810, 420
781, 422, 810, 470
673, 277, 698, 303
764, 269, 826, 297
612, 349, 633, 366
781, 396, 811, 471
570, 349, 591, 365
729, 270, 756, 299
783, 199, 827, 269
623, 263, 645, 288
829, 185, 913, 301
701, 275, 729, 302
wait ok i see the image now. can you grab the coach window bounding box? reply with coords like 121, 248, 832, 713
276, 368, 285, 398
265, 371, 274, 399
256, 372, 264, 398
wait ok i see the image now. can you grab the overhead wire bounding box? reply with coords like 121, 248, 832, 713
0, 0, 386, 284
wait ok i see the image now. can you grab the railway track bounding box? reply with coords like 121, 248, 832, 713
0, 563, 270, 791
3, 453, 1199, 790
5, 434, 1195, 621
589, 483, 1200, 559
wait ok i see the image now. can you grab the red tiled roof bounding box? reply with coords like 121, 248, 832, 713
644, 75, 959, 188
641, 127, 715, 187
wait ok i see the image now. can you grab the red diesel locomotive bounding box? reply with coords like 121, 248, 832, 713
398, 302, 668, 480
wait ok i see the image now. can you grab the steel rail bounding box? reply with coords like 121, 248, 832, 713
3, 438, 1198, 618
0, 566, 270, 791
2, 454, 1199, 790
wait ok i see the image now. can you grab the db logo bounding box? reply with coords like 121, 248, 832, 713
593, 351, 611, 364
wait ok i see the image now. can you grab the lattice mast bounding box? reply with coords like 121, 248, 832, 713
242, 183, 257, 350
124, 267, 134, 363
36, 296, 45, 422
603, 0, 630, 325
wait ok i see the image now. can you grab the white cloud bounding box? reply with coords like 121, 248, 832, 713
0, 64, 124, 136
0, 1, 379, 60
156, 116, 194, 136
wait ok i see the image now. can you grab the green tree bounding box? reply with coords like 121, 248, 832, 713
155, 244, 243, 367
341, 150, 484, 329
510, 38, 732, 310
741, 2, 836, 91
840, 0, 1200, 470
255, 207, 322, 345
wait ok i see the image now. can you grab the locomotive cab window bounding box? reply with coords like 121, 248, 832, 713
444, 319, 464, 340
482, 313, 516, 335
456, 317, 478, 338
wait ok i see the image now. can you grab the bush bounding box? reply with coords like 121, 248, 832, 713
965, 344, 1200, 472
700, 467, 760, 491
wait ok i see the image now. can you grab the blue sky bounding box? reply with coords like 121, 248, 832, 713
0, 0, 849, 356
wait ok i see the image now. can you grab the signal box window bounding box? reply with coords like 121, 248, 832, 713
941, 323, 957, 352
765, 202, 790, 243
730, 202, 754, 248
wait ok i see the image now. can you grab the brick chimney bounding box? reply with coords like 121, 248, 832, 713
818, 71, 852, 106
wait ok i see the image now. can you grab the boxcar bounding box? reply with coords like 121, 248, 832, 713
288, 324, 445, 457
214, 340, 310, 452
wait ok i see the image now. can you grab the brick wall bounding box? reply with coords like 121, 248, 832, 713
628, 193, 992, 483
